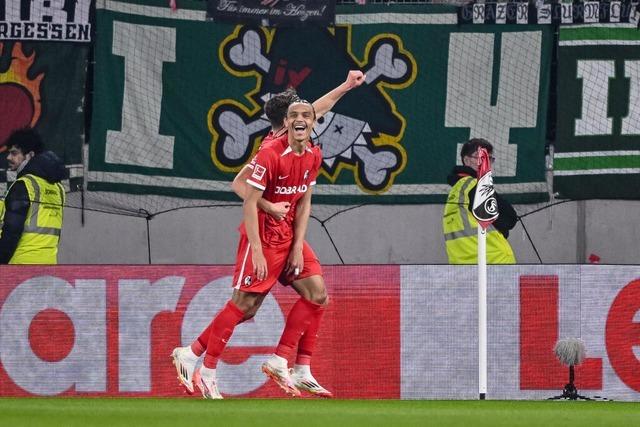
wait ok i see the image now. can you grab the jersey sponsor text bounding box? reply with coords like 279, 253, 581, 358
274, 184, 308, 195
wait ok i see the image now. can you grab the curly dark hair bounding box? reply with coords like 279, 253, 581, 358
5, 127, 44, 155
265, 88, 298, 128
460, 138, 493, 164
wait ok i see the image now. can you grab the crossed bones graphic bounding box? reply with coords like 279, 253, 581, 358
216, 29, 410, 187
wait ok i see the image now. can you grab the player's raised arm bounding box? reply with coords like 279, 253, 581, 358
312, 70, 366, 119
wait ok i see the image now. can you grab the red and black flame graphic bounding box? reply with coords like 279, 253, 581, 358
0, 42, 43, 151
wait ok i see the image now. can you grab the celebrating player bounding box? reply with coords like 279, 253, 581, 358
233, 70, 365, 222
191, 99, 318, 399
172, 71, 365, 399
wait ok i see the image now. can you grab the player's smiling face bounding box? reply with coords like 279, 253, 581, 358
286, 102, 315, 144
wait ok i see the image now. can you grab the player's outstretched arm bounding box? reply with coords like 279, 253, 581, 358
232, 166, 290, 221
312, 70, 366, 119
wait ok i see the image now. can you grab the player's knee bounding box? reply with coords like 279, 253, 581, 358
310, 289, 329, 306
232, 292, 263, 313
237, 301, 259, 321
245, 297, 264, 313
323, 293, 330, 306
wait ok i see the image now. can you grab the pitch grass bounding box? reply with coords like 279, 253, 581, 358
0, 398, 639, 427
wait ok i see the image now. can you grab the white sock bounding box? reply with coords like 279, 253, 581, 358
185, 346, 198, 360
269, 354, 288, 367
293, 364, 311, 376
200, 366, 216, 380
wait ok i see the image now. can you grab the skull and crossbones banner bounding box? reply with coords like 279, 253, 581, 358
88, 1, 554, 209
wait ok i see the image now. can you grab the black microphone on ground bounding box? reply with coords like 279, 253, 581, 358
548, 338, 610, 401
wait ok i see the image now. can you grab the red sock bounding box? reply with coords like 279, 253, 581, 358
191, 338, 206, 357
202, 301, 245, 368
191, 322, 213, 356
295, 303, 325, 365
192, 311, 252, 357
276, 298, 323, 360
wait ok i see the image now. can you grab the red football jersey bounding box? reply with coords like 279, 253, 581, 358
244, 134, 322, 247
261, 130, 276, 146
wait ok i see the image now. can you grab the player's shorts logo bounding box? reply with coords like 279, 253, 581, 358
208, 25, 417, 194
243, 275, 252, 286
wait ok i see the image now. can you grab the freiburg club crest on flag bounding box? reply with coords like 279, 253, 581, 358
471, 147, 499, 229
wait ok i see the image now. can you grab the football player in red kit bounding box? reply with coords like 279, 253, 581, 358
172, 71, 365, 399
174, 100, 326, 399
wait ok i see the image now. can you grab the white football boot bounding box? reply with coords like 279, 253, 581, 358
194, 367, 223, 400
290, 365, 333, 398
170, 346, 198, 394
261, 355, 301, 397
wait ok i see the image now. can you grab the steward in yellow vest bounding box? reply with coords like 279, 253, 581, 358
0, 128, 67, 264
443, 138, 517, 264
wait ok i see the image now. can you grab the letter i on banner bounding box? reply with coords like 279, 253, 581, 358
471, 147, 499, 400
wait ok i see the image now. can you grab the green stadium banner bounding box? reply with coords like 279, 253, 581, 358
554, 24, 640, 200
0, 41, 87, 193
88, 2, 552, 204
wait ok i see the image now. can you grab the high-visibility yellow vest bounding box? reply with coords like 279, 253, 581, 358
443, 175, 515, 264
0, 174, 65, 264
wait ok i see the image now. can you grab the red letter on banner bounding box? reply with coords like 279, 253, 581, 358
606, 279, 640, 392
519, 275, 602, 389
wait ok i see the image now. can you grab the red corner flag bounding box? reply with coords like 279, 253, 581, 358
471, 147, 499, 230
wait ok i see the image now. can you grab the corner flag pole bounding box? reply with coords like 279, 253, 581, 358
471, 147, 498, 401
478, 226, 487, 400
